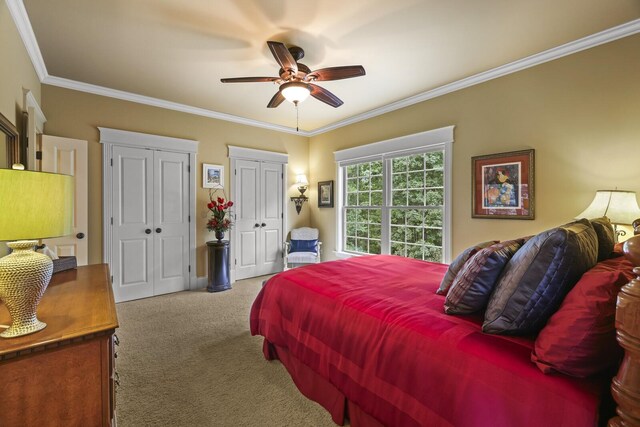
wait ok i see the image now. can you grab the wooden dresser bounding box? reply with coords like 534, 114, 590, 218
0, 264, 119, 427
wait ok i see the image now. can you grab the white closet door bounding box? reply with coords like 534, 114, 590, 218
153, 150, 190, 295
235, 159, 261, 280
41, 135, 88, 265
259, 162, 283, 275
111, 146, 154, 302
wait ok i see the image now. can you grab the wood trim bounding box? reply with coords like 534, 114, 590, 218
23, 90, 46, 131
98, 127, 199, 153
333, 126, 454, 163
610, 233, 640, 426
0, 112, 20, 166
228, 145, 289, 163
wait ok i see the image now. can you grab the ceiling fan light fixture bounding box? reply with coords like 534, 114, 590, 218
280, 82, 311, 104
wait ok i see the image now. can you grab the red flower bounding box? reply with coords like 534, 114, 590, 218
206, 192, 234, 233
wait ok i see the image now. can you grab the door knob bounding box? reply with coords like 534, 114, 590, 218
254, 223, 260, 228
76, 232, 85, 239
145, 229, 152, 234
156, 228, 162, 233
261, 223, 267, 227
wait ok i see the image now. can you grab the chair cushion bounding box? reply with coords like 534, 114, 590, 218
436, 240, 498, 296
483, 219, 598, 335
287, 252, 320, 264
444, 239, 524, 314
589, 216, 615, 261
532, 256, 634, 377
290, 239, 318, 253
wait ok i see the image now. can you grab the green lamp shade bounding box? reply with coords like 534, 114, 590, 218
0, 169, 74, 241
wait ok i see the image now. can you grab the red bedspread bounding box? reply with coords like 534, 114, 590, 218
250, 255, 606, 427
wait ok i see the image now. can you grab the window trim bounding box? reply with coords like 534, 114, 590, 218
334, 126, 454, 263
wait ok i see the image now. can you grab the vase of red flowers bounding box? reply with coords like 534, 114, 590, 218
206, 193, 234, 242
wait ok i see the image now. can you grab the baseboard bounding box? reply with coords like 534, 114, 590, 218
194, 276, 207, 290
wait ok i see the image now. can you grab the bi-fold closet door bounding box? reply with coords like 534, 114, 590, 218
234, 159, 284, 280
111, 146, 190, 302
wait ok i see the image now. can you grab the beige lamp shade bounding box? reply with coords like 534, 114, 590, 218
576, 190, 640, 225
0, 169, 74, 241
296, 174, 309, 186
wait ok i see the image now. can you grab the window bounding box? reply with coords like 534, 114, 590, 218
344, 160, 383, 254
335, 127, 453, 263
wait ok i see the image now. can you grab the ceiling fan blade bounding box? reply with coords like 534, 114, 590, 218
310, 84, 343, 108
305, 65, 365, 82
220, 77, 278, 83
267, 91, 285, 108
267, 41, 298, 75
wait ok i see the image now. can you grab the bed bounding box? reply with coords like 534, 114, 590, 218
250, 222, 640, 427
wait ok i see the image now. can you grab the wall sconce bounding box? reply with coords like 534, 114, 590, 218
290, 174, 309, 215
576, 189, 640, 241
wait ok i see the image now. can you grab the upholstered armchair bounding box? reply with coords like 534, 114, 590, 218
283, 227, 322, 270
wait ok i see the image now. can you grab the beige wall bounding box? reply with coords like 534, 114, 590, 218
309, 34, 640, 261
0, 2, 41, 125
41, 85, 309, 276
8, 1, 640, 272
1, 2, 41, 256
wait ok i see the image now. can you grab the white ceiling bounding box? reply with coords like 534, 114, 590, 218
17, 0, 640, 134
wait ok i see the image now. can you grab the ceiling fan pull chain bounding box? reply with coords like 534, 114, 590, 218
295, 101, 299, 132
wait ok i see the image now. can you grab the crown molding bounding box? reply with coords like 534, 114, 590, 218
6, 0, 47, 81
7, 0, 639, 137
308, 18, 640, 136
44, 76, 310, 136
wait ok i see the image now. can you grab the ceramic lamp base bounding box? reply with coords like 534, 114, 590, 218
0, 240, 53, 338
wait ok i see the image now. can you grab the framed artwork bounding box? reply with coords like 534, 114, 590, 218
471, 149, 534, 219
318, 180, 334, 208
203, 163, 224, 189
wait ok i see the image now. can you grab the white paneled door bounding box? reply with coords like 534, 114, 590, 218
234, 160, 283, 280
111, 146, 189, 302
153, 150, 190, 295
41, 135, 89, 265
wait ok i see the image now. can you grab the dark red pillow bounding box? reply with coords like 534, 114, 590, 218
532, 256, 634, 377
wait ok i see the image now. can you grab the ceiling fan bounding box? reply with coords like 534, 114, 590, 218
221, 41, 366, 108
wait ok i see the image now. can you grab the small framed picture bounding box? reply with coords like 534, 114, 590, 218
471, 149, 534, 219
318, 180, 334, 208
203, 164, 224, 189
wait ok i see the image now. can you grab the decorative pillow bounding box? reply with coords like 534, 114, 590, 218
483, 219, 598, 335
589, 216, 615, 261
532, 256, 634, 377
436, 241, 498, 295
289, 239, 318, 253
444, 239, 524, 314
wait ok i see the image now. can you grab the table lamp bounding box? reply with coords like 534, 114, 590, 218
0, 168, 73, 338
576, 190, 640, 241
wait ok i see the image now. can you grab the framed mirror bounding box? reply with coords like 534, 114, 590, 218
0, 112, 20, 169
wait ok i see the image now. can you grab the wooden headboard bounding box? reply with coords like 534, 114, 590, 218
609, 224, 640, 426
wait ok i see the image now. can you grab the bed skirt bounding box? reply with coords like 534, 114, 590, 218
264, 339, 384, 427
263, 338, 617, 427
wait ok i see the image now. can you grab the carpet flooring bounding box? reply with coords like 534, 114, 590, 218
115, 276, 336, 426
